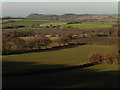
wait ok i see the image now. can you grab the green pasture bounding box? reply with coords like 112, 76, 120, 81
86, 64, 118, 71
23, 19, 51, 22
19, 37, 33, 40
3, 45, 119, 88
4, 19, 65, 27
83, 22, 116, 25
3, 18, 116, 30
2, 19, 24, 22
97, 18, 118, 22
40, 22, 66, 26
3, 63, 118, 88
10, 21, 49, 26
17, 27, 49, 30
3, 45, 113, 73
3, 27, 52, 30
62, 23, 112, 29
20, 36, 60, 41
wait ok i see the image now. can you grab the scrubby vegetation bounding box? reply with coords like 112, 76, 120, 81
88, 51, 119, 64
2, 36, 52, 54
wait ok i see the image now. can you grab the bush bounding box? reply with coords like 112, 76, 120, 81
88, 52, 104, 63
88, 51, 119, 64
103, 52, 119, 64
103, 52, 116, 64
115, 54, 120, 64
26, 36, 52, 50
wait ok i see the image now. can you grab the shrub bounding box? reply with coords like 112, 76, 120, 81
103, 52, 116, 64
26, 36, 52, 50
56, 36, 72, 46
115, 53, 120, 64
88, 51, 119, 64
88, 52, 104, 63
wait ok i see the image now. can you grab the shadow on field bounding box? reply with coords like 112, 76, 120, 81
3, 60, 99, 77
3, 43, 86, 55
2, 61, 119, 88
2, 61, 68, 75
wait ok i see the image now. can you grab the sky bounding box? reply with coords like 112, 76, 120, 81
1, 0, 120, 2
1, 1, 119, 17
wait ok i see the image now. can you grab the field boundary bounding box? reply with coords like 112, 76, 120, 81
2, 43, 86, 55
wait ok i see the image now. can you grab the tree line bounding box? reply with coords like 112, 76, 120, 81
2, 34, 75, 55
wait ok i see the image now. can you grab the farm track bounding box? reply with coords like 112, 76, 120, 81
3, 62, 100, 77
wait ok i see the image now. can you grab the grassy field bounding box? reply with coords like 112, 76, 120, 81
20, 36, 59, 40
17, 27, 49, 30
3, 45, 113, 73
3, 45, 119, 88
3, 19, 64, 26
2, 19, 24, 22
40, 22, 66, 26
3, 18, 117, 30
83, 22, 116, 25
86, 64, 118, 71
97, 18, 118, 22
62, 23, 112, 29
19, 37, 33, 40
3, 64, 118, 88
10, 21, 50, 26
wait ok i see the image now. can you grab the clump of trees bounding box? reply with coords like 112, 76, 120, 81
3, 37, 27, 54
88, 52, 103, 63
56, 34, 73, 46
88, 52, 119, 64
67, 21, 82, 24
26, 37, 52, 50
2, 30, 35, 38
2, 36, 52, 55
31, 24, 40, 28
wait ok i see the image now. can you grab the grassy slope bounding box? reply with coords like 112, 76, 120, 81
3, 20, 65, 30
63, 23, 112, 29
3, 45, 113, 73
84, 22, 116, 25
3, 45, 119, 88
40, 22, 66, 26
3, 45, 112, 64
20, 37, 59, 40
17, 27, 49, 30
86, 64, 118, 71
10, 21, 49, 26
3, 64, 118, 88
3, 18, 116, 30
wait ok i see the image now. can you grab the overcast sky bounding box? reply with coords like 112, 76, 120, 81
1, 0, 119, 2
2, 2, 118, 17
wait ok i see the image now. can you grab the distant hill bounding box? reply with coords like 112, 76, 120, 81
26, 13, 90, 20
26, 13, 59, 20
25, 13, 117, 20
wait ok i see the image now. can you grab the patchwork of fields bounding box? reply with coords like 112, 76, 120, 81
3, 18, 117, 30
63, 23, 112, 29
2, 17, 119, 88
